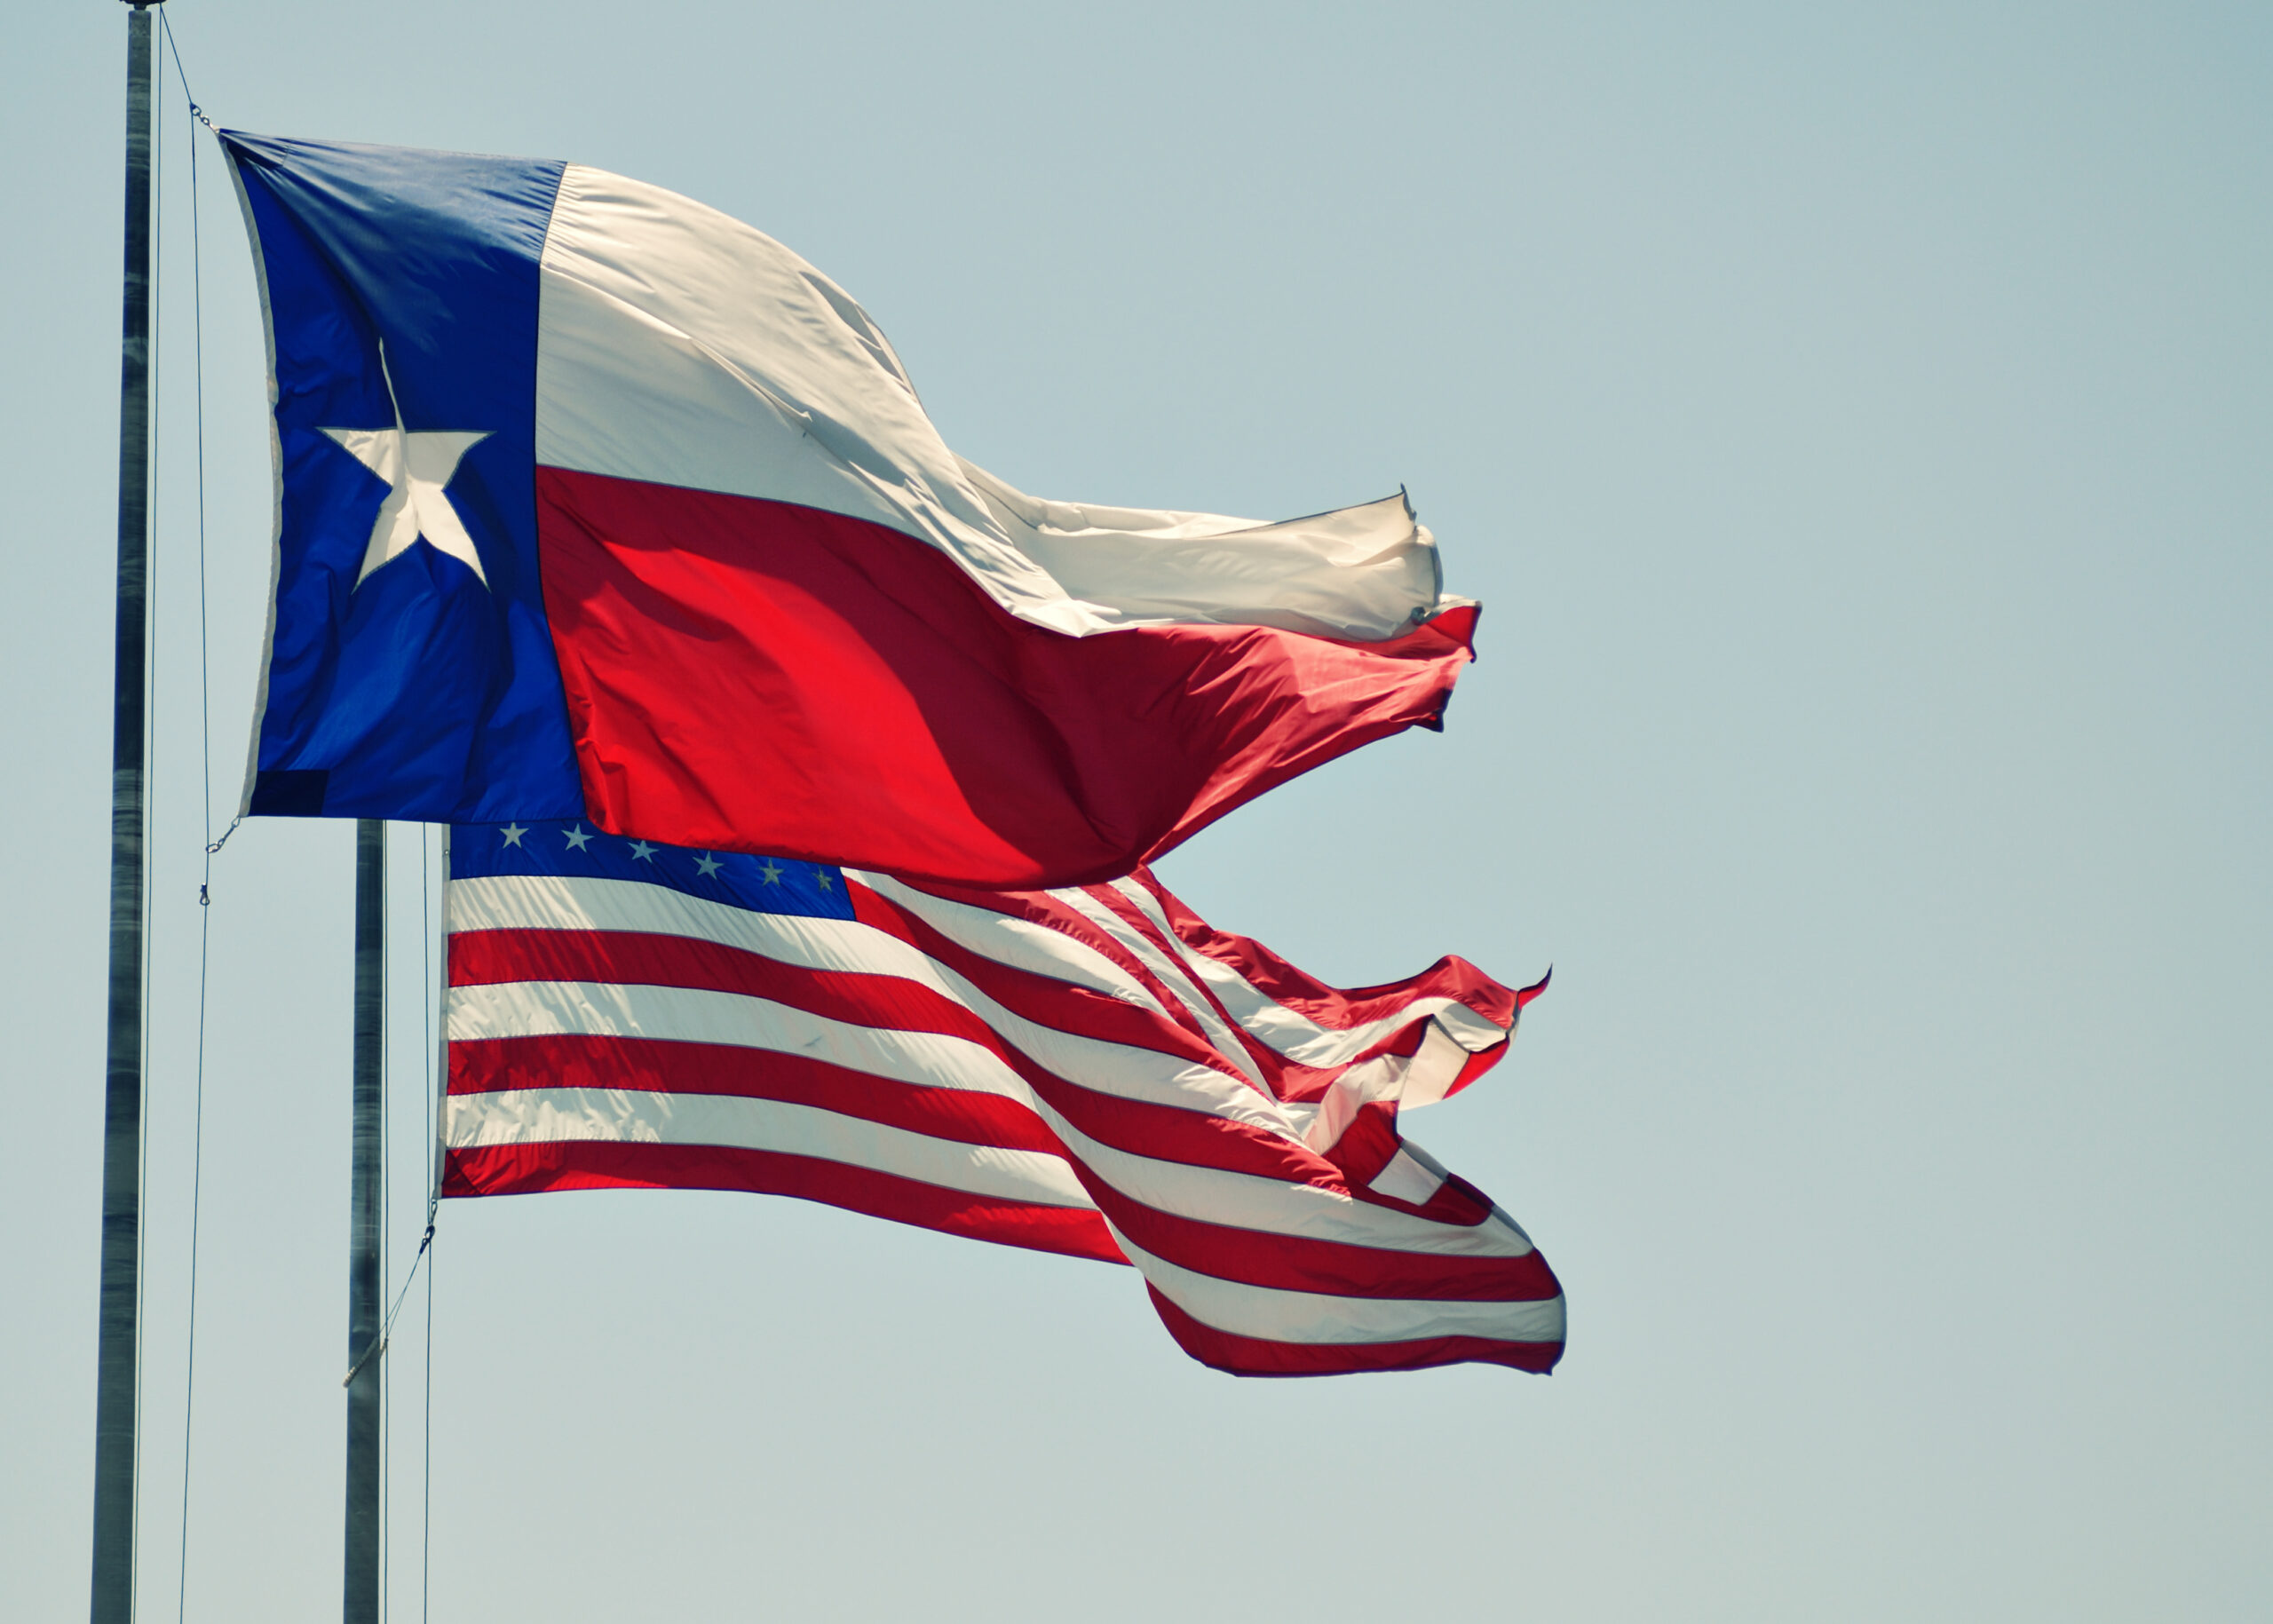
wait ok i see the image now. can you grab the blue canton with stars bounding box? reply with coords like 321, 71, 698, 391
452, 821, 855, 921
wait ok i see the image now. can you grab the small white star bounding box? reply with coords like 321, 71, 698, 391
629, 840, 658, 861
757, 860, 783, 884
562, 825, 592, 852
499, 822, 527, 848
815, 870, 835, 891
321, 425, 494, 588
694, 852, 723, 878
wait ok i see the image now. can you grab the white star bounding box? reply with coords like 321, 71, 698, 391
562, 825, 592, 852
757, 860, 783, 884
629, 840, 658, 861
499, 822, 527, 847
322, 426, 493, 587
815, 869, 835, 891
694, 852, 723, 878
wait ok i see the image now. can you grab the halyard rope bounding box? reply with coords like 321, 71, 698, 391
159, 16, 212, 1619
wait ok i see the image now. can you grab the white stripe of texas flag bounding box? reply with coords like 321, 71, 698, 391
532, 162, 1462, 641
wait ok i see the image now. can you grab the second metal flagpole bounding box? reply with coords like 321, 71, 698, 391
345, 820, 385, 1623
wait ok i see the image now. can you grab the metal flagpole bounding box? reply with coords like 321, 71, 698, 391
91, 6, 158, 1620
345, 820, 386, 1623
434, 825, 451, 1200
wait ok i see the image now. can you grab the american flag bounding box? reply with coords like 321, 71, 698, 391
442, 821, 1564, 1375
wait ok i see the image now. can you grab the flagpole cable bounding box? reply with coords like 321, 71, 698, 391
340, 1226, 435, 1387
156, 16, 218, 1617
159, 12, 216, 133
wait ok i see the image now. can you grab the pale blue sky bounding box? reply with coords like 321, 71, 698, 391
4, 4, 2267, 1620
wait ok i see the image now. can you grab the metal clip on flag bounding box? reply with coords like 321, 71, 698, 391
221, 131, 1483, 888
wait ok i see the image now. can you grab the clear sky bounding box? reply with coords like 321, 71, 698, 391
4, 4, 2267, 1620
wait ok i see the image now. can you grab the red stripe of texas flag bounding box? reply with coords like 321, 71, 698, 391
535, 468, 1477, 888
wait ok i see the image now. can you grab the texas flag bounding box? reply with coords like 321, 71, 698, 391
222, 132, 1481, 887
